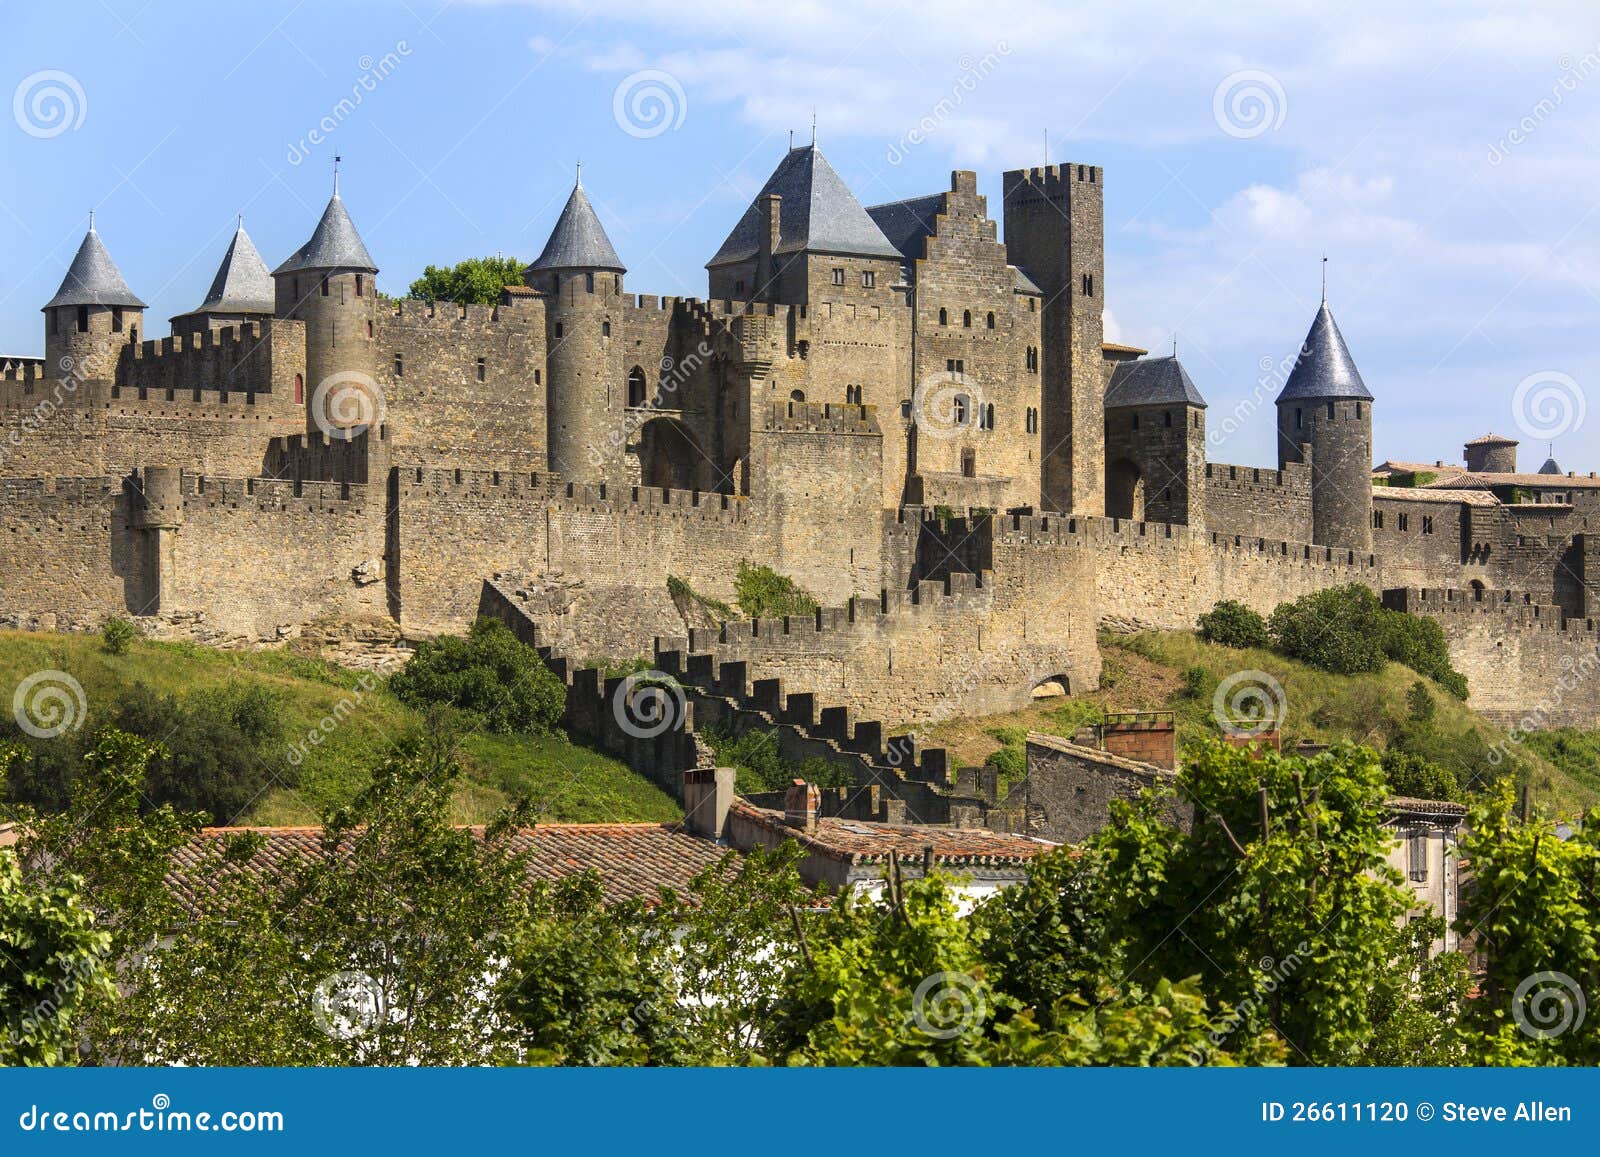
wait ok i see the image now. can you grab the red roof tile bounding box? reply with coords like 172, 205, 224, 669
728, 802, 1055, 866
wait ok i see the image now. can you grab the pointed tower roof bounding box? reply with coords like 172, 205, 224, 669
1105, 355, 1208, 409
273, 192, 377, 275
526, 177, 626, 274
184, 223, 274, 316
1275, 302, 1372, 403
1538, 456, 1564, 475
43, 224, 146, 310
707, 145, 901, 268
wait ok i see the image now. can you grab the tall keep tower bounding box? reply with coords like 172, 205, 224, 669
272, 178, 378, 432
42, 220, 146, 380
525, 173, 627, 482
1275, 302, 1374, 551
1002, 164, 1105, 516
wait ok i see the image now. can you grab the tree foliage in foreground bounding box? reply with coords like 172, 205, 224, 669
406, 256, 527, 305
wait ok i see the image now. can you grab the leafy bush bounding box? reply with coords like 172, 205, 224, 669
101, 616, 137, 656
1196, 600, 1269, 649
389, 617, 565, 735
1180, 666, 1218, 701
1045, 700, 1105, 737
1380, 748, 1461, 801
701, 727, 852, 795
1376, 613, 1468, 699
1269, 584, 1388, 675
733, 562, 819, 619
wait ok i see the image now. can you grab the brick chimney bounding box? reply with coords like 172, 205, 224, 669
784, 778, 820, 832
1098, 711, 1177, 770
682, 767, 736, 840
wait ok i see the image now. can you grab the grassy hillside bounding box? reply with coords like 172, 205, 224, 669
904, 630, 1600, 818
0, 629, 679, 826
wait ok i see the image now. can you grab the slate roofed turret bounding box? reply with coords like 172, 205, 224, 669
273, 190, 377, 275
708, 144, 901, 268
527, 176, 626, 274
1105, 356, 1208, 409
1275, 302, 1372, 403
1538, 456, 1564, 475
183, 223, 274, 316
43, 223, 146, 310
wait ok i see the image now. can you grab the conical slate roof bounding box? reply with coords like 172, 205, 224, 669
184, 225, 274, 316
43, 226, 146, 310
1105, 356, 1208, 409
1275, 303, 1372, 403
708, 145, 902, 267
273, 193, 377, 275
526, 180, 625, 274
1538, 457, 1563, 475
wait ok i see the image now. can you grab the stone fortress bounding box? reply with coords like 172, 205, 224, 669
1, 142, 1596, 821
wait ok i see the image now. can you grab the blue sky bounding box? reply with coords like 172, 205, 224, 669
3, 0, 1597, 471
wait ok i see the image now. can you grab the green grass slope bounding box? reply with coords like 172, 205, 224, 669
0, 630, 680, 826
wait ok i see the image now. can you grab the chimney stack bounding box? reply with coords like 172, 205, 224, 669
755, 193, 781, 300
784, 778, 820, 832
682, 767, 736, 840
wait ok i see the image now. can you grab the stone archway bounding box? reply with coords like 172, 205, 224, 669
636, 416, 701, 490
1106, 458, 1145, 520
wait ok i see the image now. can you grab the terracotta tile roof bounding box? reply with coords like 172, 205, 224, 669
728, 801, 1054, 866
1425, 470, 1600, 489
164, 823, 731, 918
1101, 341, 1149, 355
501, 284, 541, 297
1372, 486, 1498, 506
1384, 796, 1469, 818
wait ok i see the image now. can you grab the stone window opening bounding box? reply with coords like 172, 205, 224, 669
1356, 401, 1363, 418
394, 353, 404, 377
790, 389, 806, 404
49, 309, 57, 335
862, 271, 875, 288
735, 279, 745, 296
1194, 412, 1200, 429
1163, 410, 1172, 428
1373, 510, 1383, 530
1131, 413, 1140, 431
961, 447, 976, 478
1082, 272, 1094, 297
1422, 515, 1434, 535
1026, 346, 1038, 372
1327, 401, 1336, 419
628, 366, 648, 407
355, 274, 364, 297
112, 307, 123, 333
77, 306, 88, 333
1295, 407, 1303, 429
1398, 513, 1409, 532
946, 358, 964, 377
293, 373, 304, 404
321, 276, 330, 297
952, 393, 970, 426
367, 320, 374, 339
832, 268, 845, 286
938, 307, 948, 326
963, 310, 972, 328
900, 399, 912, 419
585, 272, 595, 293
602, 321, 611, 338
986, 311, 995, 329
476, 357, 487, 383
555, 322, 564, 340
845, 385, 862, 405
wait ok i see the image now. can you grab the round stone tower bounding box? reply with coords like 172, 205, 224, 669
1463, 433, 1518, 474
42, 218, 146, 381
1274, 302, 1374, 552
524, 174, 628, 482
271, 178, 379, 435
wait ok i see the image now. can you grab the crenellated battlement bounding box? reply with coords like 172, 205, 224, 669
762, 400, 879, 434
1205, 460, 1312, 491
1003, 163, 1103, 199
179, 470, 370, 512
384, 299, 539, 328
1384, 587, 1597, 636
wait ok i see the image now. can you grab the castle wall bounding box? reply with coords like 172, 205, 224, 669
1383, 588, 1600, 730
1372, 492, 1473, 590
1106, 404, 1206, 527
0, 476, 148, 630
1203, 460, 1314, 543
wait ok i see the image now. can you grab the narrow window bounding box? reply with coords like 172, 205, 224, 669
77, 306, 88, 333
627, 366, 647, 407
394, 354, 403, 377
292, 278, 299, 299
961, 448, 976, 478
861, 271, 875, 288
1132, 413, 1140, 431
735, 279, 745, 295
585, 272, 595, 293
1422, 516, 1434, 535
367, 320, 374, 339
112, 307, 123, 333
984, 403, 995, 430
1408, 830, 1428, 882
1373, 511, 1383, 530
50, 309, 58, 335
321, 276, 330, 297
476, 357, 487, 383
293, 372, 304, 404
938, 307, 948, 326
986, 311, 995, 329
1082, 272, 1094, 296
953, 394, 969, 425
832, 268, 845, 286
963, 310, 972, 328
1398, 513, 1409, 532
355, 274, 364, 297
602, 321, 611, 338
1295, 407, 1303, 430
555, 322, 564, 339
1328, 401, 1336, 419
1163, 410, 1172, 428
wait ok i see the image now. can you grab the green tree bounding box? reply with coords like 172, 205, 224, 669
1197, 600, 1270, 649
406, 256, 526, 305
389, 616, 565, 734
101, 616, 137, 655
1268, 584, 1388, 675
